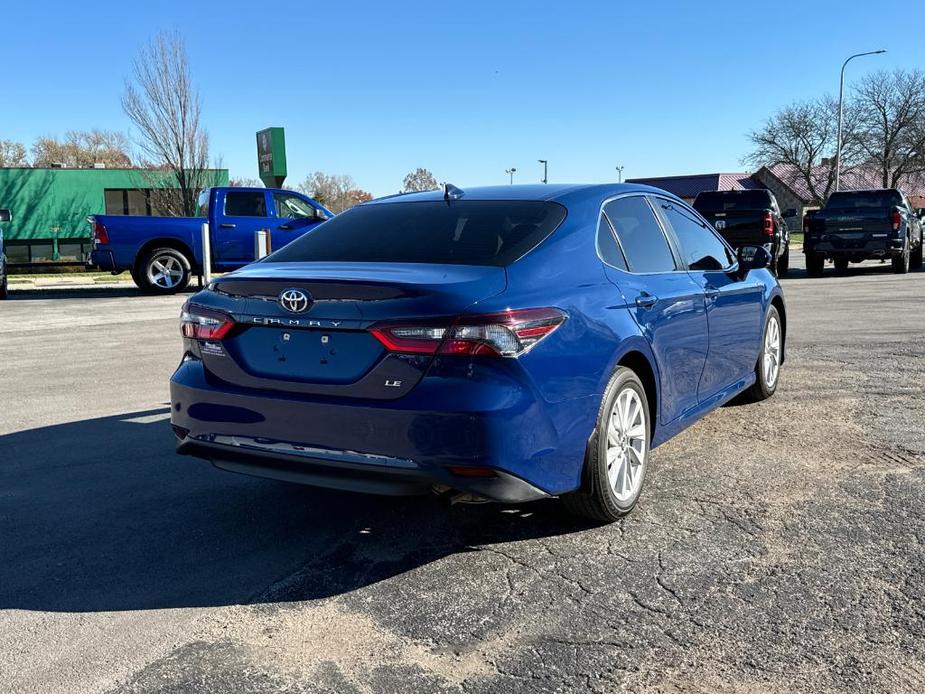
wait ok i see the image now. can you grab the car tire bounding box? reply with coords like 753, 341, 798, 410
910, 240, 923, 270
806, 253, 825, 276
891, 243, 910, 274
776, 244, 790, 277
0, 271, 7, 300
743, 305, 782, 402
137, 247, 191, 294
834, 257, 849, 274
563, 367, 651, 523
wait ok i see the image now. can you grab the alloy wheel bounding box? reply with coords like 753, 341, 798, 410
606, 387, 647, 503
764, 314, 781, 388
148, 255, 184, 289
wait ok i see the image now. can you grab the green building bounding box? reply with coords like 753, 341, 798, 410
0, 166, 228, 266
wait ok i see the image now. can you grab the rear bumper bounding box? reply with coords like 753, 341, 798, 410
176, 438, 548, 502
88, 249, 117, 271
169, 357, 590, 503
805, 237, 904, 257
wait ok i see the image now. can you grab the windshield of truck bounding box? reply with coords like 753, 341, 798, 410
826, 191, 902, 210
693, 190, 773, 214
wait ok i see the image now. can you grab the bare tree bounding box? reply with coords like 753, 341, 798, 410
854, 69, 925, 188
229, 177, 264, 188
297, 172, 372, 213
346, 189, 373, 207
746, 96, 863, 204
0, 140, 28, 166
122, 31, 219, 216
402, 168, 439, 193
32, 130, 132, 168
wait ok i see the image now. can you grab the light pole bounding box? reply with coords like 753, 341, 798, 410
835, 49, 885, 192
615, 166, 624, 184
538, 159, 548, 184
505, 167, 517, 184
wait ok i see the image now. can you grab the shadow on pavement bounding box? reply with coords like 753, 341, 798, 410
781, 260, 924, 281
0, 409, 592, 613
6, 286, 198, 300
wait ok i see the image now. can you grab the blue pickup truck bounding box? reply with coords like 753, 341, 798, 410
88, 187, 333, 293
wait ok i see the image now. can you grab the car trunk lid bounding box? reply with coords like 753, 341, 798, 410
200, 262, 506, 397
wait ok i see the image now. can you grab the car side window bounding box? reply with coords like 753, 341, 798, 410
596, 212, 628, 270
273, 193, 317, 220
224, 191, 267, 217
603, 196, 676, 273
656, 199, 735, 271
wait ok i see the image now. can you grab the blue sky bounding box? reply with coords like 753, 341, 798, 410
3, 1, 921, 196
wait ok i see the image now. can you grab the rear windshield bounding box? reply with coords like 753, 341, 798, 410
266, 200, 567, 266
693, 190, 773, 213
826, 190, 902, 209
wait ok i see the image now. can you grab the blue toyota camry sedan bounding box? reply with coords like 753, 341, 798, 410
170, 183, 785, 521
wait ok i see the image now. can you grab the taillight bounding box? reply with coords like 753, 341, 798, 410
92, 219, 109, 245
891, 208, 901, 232
370, 308, 567, 358
763, 212, 774, 237
180, 301, 235, 340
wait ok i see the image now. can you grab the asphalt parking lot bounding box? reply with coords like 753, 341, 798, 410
2, 257, 924, 694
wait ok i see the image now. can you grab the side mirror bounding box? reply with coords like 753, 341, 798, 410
313, 208, 329, 221
783, 208, 797, 218
0, 209, 10, 223
737, 245, 772, 277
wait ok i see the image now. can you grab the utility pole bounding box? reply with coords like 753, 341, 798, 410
538, 159, 548, 184
615, 166, 624, 184
835, 49, 885, 191
505, 168, 517, 184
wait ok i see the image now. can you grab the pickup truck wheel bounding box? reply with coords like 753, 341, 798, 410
910, 241, 923, 270
743, 305, 782, 402
806, 253, 825, 276
563, 367, 651, 523
776, 245, 790, 277
891, 245, 910, 274
139, 248, 191, 294
834, 258, 849, 274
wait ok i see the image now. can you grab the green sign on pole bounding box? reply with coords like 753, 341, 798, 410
257, 127, 287, 188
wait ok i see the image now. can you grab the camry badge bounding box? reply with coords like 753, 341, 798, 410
279, 288, 312, 314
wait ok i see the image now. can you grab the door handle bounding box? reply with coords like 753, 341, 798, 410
635, 293, 658, 309
279, 223, 293, 230
219, 223, 236, 229
704, 285, 719, 302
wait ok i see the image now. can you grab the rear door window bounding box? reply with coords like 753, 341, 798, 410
596, 213, 628, 270
267, 200, 567, 266
655, 199, 735, 271
603, 196, 676, 273
224, 191, 268, 217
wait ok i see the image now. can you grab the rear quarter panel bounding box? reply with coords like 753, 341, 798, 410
94, 215, 203, 270
472, 197, 657, 491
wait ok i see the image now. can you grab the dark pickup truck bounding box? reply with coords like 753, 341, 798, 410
803, 189, 924, 275
692, 189, 793, 276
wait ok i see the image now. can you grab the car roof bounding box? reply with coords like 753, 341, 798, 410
368, 183, 685, 206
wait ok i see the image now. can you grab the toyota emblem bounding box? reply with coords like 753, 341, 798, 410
279, 288, 312, 314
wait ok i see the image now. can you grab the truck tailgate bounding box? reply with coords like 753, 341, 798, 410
700, 210, 767, 246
